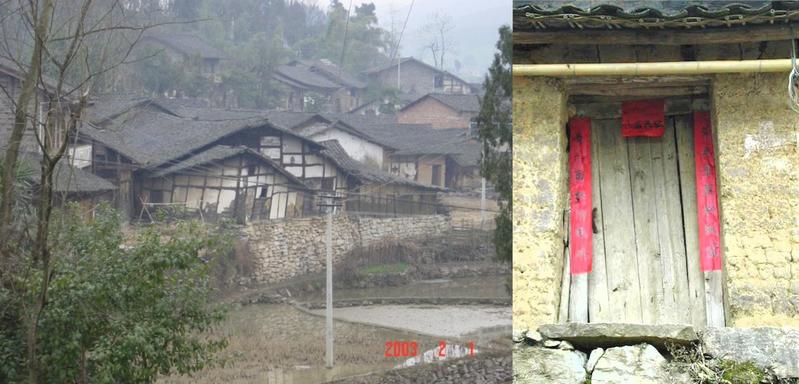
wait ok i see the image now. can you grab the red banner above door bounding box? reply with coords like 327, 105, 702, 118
621, 99, 666, 137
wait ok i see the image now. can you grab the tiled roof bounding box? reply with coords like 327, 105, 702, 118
318, 140, 439, 190
273, 59, 365, 91
403, 93, 481, 113
320, 114, 481, 167
299, 59, 366, 89
514, 1, 799, 30
151, 145, 308, 189
79, 108, 316, 169
6, 151, 116, 193
144, 31, 226, 59
274, 62, 342, 90
85, 94, 178, 124
362, 57, 472, 89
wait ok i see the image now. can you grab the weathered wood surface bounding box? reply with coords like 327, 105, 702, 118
569, 273, 588, 323
595, 118, 642, 323
559, 208, 571, 323
567, 86, 708, 98
581, 115, 708, 325
655, 119, 692, 324
705, 270, 726, 327
627, 136, 663, 324
675, 114, 708, 328
572, 98, 710, 118
588, 121, 610, 323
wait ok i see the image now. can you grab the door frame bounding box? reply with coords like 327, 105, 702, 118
558, 89, 730, 327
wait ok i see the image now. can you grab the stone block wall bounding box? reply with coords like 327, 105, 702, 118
713, 73, 799, 326
243, 214, 451, 283
512, 76, 569, 330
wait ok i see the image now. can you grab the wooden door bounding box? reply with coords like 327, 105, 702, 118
581, 114, 707, 327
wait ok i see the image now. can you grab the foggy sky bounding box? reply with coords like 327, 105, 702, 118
321, 0, 511, 82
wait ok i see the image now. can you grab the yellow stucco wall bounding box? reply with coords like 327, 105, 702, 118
713, 73, 799, 327
512, 72, 799, 330
512, 76, 568, 331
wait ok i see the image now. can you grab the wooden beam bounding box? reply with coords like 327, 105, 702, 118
566, 85, 708, 98
513, 22, 799, 45
571, 98, 709, 118
564, 76, 711, 87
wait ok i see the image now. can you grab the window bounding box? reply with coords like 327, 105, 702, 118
431, 165, 442, 186
434, 74, 444, 88
321, 177, 335, 191
149, 190, 164, 204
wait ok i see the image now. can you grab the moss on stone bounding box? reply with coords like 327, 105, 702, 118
717, 360, 765, 384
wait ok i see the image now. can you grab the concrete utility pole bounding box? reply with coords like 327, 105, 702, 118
325, 207, 334, 368
480, 177, 486, 229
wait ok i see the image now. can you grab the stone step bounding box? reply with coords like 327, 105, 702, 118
537, 323, 699, 352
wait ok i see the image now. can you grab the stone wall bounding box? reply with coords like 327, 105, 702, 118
512, 76, 569, 331
713, 73, 799, 326
243, 214, 451, 283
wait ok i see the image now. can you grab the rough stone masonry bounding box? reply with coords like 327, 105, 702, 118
243, 214, 451, 283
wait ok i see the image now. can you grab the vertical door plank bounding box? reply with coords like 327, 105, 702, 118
651, 119, 692, 325
705, 270, 726, 327
675, 114, 708, 328
569, 273, 589, 322
588, 119, 611, 323
627, 137, 663, 324
663, 118, 691, 324
560, 207, 571, 323
559, 240, 571, 323
595, 118, 643, 323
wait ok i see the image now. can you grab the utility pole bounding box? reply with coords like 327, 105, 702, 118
325, 207, 333, 368
318, 194, 342, 369
480, 136, 487, 229
480, 177, 486, 229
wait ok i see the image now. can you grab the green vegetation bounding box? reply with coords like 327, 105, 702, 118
667, 343, 771, 384
358, 262, 410, 275
0, 201, 233, 383
476, 25, 512, 262
718, 360, 765, 384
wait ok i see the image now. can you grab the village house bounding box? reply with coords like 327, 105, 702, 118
75, 96, 346, 222
397, 93, 481, 130
137, 31, 229, 107
513, 1, 799, 330
73, 96, 440, 222
272, 59, 366, 113
0, 59, 116, 208
140, 31, 226, 81
318, 140, 440, 215
282, 113, 391, 168
325, 114, 482, 190
363, 57, 474, 97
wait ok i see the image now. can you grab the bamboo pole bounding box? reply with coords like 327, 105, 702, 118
513, 59, 794, 77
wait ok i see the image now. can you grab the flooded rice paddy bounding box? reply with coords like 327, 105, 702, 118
160, 276, 509, 383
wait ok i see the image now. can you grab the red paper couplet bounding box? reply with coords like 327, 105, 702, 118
621, 99, 666, 137
569, 117, 592, 274
694, 111, 722, 271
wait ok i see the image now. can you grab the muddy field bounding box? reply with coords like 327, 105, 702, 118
160, 276, 510, 383
159, 304, 442, 384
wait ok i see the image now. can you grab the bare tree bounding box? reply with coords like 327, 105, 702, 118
0, 1, 192, 381
418, 12, 455, 69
